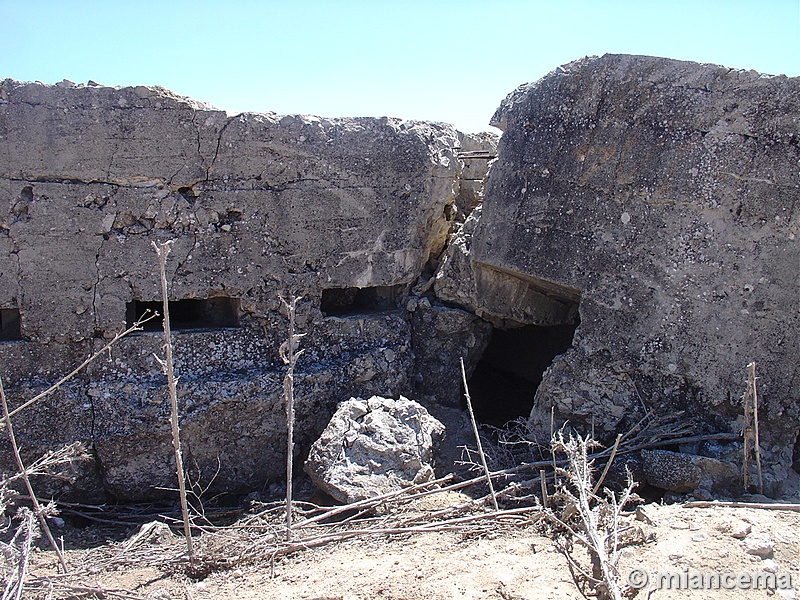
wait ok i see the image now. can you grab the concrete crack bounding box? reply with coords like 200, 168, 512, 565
171, 232, 198, 290
207, 116, 236, 182
91, 234, 104, 334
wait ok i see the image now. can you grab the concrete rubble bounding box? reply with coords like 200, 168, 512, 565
304, 395, 444, 504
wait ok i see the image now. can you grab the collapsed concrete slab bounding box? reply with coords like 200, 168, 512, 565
437, 54, 799, 494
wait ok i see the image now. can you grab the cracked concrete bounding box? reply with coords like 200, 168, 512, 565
0, 77, 496, 501
437, 54, 799, 495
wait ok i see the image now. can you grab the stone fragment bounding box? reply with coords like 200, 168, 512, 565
762, 559, 780, 574
410, 303, 492, 407
743, 532, 775, 559
731, 521, 752, 539
641, 450, 702, 493
304, 395, 445, 504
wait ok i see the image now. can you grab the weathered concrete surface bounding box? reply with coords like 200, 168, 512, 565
438, 54, 799, 492
0, 79, 481, 501
304, 396, 444, 503
409, 300, 492, 408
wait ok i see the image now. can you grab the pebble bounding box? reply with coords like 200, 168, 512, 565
731, 521, 752, 539
762, 559, 780, 574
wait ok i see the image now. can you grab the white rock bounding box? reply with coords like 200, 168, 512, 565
304, 395, 445, 503
762, 559, 780, 574
731, 521, 752, 539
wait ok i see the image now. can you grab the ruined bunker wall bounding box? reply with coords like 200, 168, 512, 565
446, 54, 799, 489
0, 79, 479, 501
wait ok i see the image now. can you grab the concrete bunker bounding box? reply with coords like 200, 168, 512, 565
125, 297, 240, 331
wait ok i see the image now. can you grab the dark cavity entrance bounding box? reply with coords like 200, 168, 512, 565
0, 308, 22, 341
466, 322, 578, 426
321, 285, 404, 317
126, 298, 240, 331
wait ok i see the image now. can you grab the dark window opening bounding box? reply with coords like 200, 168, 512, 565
0, 308, 22, 341
126, 298, 240, 331
466, 321, 579, 427
321, 285, 404, 317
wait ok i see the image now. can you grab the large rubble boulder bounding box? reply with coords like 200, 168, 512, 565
304, 396, 444, 503
437, 54, 799, 493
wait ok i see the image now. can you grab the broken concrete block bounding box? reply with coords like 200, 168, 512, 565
438, 54, 799, 483
304, 395, 445, 504
743, 532, 775, 559
641, 450, 702, 493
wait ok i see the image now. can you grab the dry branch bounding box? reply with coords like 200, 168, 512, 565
683, 501, 800, 511
741, 361, 764, 494
152, 240, 195, 565
279, 295, 305, 542
0, 376, 68, 574
460, 357, 498, 511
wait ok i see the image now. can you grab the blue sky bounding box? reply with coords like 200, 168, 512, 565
2, 0, 798, 132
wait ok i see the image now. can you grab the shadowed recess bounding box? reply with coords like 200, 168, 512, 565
0, 308, 22, 341
126, 298, 240, 331
466, 322, 578, 426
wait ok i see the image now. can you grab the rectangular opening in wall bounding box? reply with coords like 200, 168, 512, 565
126, 298, 240, 331
0, 308, 22, 341
321, 285, 404, 317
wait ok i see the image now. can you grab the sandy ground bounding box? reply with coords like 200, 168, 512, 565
22, 499, 800, 600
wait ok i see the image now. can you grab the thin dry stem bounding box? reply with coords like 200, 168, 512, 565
460, 357, 498, 511
279, 295, 305, 542
592, 433, 622, 496
1, 508, 36, 600
152, 240, 195, 564
0, 376, 67, 573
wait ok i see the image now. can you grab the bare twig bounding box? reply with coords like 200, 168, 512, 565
539, 469, 548, 509
152, 240, 194, 565
279, 295, 305, 542
0, 377, 67, 573
592, 433, 622, 496
1, 507, 36, 600
460, 357, 498, 511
